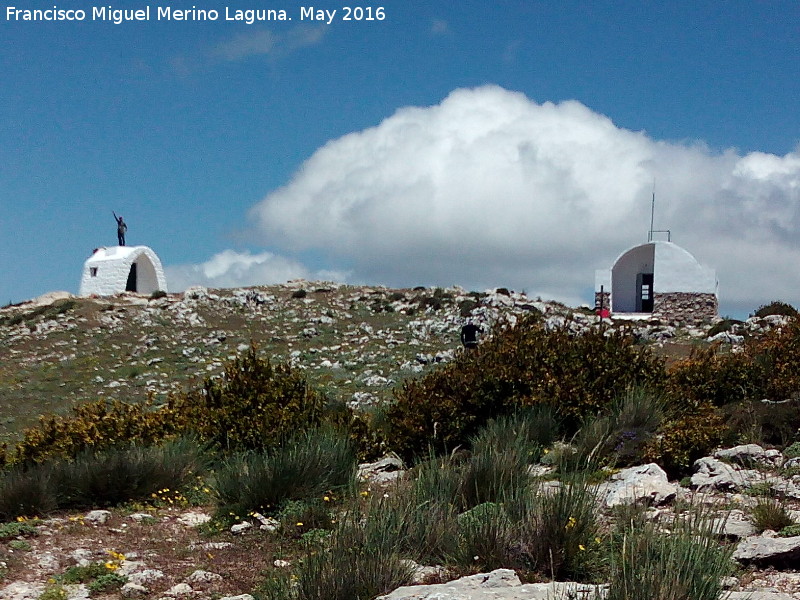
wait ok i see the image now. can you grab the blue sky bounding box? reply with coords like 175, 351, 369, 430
2, 1, 799, 317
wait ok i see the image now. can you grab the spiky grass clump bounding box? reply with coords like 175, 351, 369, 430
213, 426, 357, 518
751, 496, 795, 534
55, 438, 208, 509
606, 509, 733, 600
0, 465, 56, 520
567, 386, 666, 472
508, 473, 604, 581
291, 504, 414, 600
0, 439, 206, 519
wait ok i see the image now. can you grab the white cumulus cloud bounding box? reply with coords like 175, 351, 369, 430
167, 86, 799, 315
246, 85, 800, 314
165, 249, 348, 292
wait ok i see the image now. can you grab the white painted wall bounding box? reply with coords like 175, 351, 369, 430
597, 241, 717, 313
610, 244, 654, 312
652, 242, 717, 293
79, 246, 167, 296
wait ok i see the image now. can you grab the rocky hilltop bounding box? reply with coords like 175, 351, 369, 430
2, 283, 800, 600
1, 281, 784, 445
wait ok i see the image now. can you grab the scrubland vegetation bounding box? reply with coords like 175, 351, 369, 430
3, 300, 800, 598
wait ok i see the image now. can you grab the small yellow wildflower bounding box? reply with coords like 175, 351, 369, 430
360, 491, 369, 497
565, 516, 576, 530
296, 522, 304, 527
578, 544, 586, 551
323, 496, 331, 502
595, 537, 602, 545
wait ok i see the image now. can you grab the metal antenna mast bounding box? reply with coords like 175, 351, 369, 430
648, 180, 655, 242
647, 179, 671, 242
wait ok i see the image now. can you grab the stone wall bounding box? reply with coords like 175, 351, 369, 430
652, 292, 718, 325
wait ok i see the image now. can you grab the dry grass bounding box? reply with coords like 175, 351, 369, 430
8, 505, 283, 597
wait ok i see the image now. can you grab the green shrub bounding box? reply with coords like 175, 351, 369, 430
606, 510, 733, 600
458, 412, 549, 508
377, 470, 460, 564
667, 346, 764, 410
213, 426, 356, 518
785, 442, 800, 459
277, 499, 334, 539
749, 322, 800, 403
452, 502, 513, 572
0, 519, 39, 541
387, 317, 665, 462
172, 345, 326, 452
753, 301, 798, 319
4, 345, 333, 467
149, 290, 167, 300
642, 404, 724, 478
87, 573, 127, 594
38, 582, 68, 600
62, 562, 108, 584
9, 397, 181, 466
778, 524, 800, 537
0, 439, 205, 518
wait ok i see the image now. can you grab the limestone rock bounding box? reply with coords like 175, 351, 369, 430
164, 583, 193, 596
83, 510, 112, 525
127, 569, 165, 586
185, 570, 222, 585
377, 569, 604, 600
715, 444, 781, 467
0, 582, 45, 600
399, 560, 448, 585
177, 511, 211, 527
734, 535, 800, 567
230, 521, 252, 534
692, 457, 760, 491
120, 583, 148, 598
598, 463, 678, 507
714, 509, 757, 539
359, 455, 405, 485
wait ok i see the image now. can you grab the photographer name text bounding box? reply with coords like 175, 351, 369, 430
4, 5, 386, 24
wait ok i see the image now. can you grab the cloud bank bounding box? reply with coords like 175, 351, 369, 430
165, 249, 347, 292
173, 86, 800, 314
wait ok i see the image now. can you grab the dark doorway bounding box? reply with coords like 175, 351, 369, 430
636, 272, 654, 312
126, 263, 137, 292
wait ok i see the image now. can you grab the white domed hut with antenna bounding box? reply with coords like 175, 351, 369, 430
594, 239, 718, 323
594, 191, 718, 324
79, 246, 167, 296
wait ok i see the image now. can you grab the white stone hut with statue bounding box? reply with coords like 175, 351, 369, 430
594, 234, 718, 324
79, 246, 167, 296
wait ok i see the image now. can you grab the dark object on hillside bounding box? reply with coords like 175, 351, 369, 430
460, 322, 481, 350
113, 212, 127, 246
